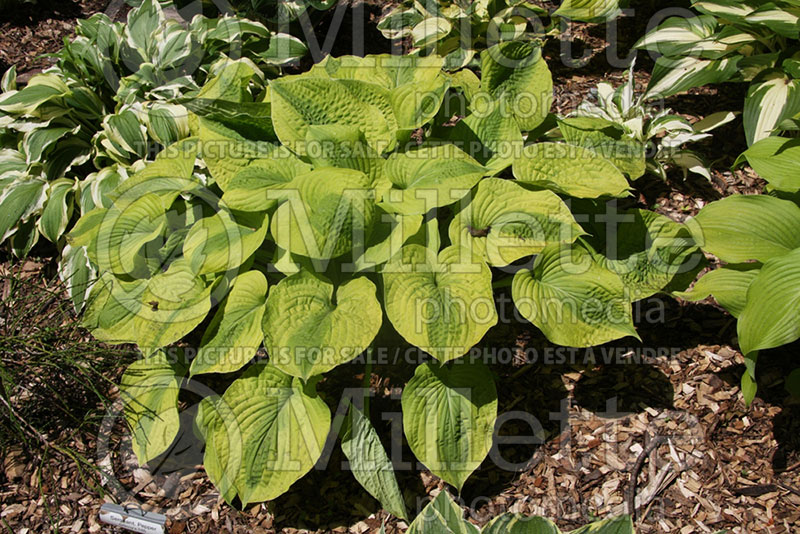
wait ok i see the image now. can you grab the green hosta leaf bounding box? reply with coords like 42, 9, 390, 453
22, 126, 77, 164
146, 103, 190, 146
739, 137, 800, 193
449, 178, 581, 267
305, 124, 385, 187
402, 359, 497, 491
195, 395, 241, 504
379, 144, 487, 216
689, 195, 800, 263
513, 143, 631, 198
482, 514, 560, 534
481, 42, 553, 131
741, 371, 757, 406
182, 98, 277, 142
738, 247, 800, 355
190, 271, 268, 376
674, 265, 759, 318
222, 147, 312, 212
121, 350, 187, 465
351, 209, 423, 273
0, 178, 48, 242
82, 273, 146, 344
263, 272, 382, 379
571, 514, 634, 534
406, 491, 480, 534
182, 209, 269, 275
38, 178, 75, 243
446, 99, 524, 174
133, 260, 215, 354
341, 402, 408, 520
744, 72, 800, 146
270, 168, 377, 261
95, 192, 166, 277
383, 245, 497, 363
558, 117, 646, 179
512, 244, 639, 347
211, 364, 331, 505
270, 77, 396, 156
58, 244, 94, 313
554, 0, 623, 22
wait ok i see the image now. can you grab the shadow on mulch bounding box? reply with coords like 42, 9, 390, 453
0, 0, 91, 26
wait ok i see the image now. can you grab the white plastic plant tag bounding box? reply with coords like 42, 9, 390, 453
99, 503, 166, 534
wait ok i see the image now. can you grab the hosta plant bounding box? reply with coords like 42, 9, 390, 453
571, 61, 737, 181
0, 0, 305, 310
378, 0, 625, 70
635, 0, 800, 147
73, 51, 704, 512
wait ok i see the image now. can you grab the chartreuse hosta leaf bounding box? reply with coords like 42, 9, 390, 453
571, 514, 635, 534
222, 147, 312, 212
513, 143, 631, 199
383, 245, 497, 363
688, 195, 800, 263
271, 168, 377, 261
738, 137, 800, 193
481, 41, 553, 132
406, 491, 479, 534
738, 247, 800, 355
558, 117, 646, 180
262, 271, 382, 380
305, 125, 386, 189
121, 350, 187, 465
675, 265, 760, 318
341, 402, 408, 520
379, 144, 488, 216
82, 272, 146, 344
402, 359, 497, 492
190, 271, 268, 376
182, 208, 269, 275
512, 244, 639, 347
133, 260, 215, 355
198, 364, 331, 506
449, 178, 582, 267
447, 99, 524, 173
482, 514, 560, 534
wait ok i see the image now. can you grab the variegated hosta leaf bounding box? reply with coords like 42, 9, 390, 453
383, 245, 497, 363
554, 0, 623, 23
270, 168, 377, 261
38, 178, 76, 243
571, 515, 635, 534
406, 491, 480, 534
645, 55, 741, 99
145, 102, 190, 147
449, 178, 582, 267
340, 402, 408, 520
739, 136, 800, 192
379, 144, 488, 215
222, 147, 312, 212
0, 177, 48, 243
133, 260, 215, 354
182, 209, 269, 275
58, 244, 95, 313
482, 514, 560, 534
190, 271, 268, 376
198, 364, 331, 506
120, 350, 187, 465
0, 73, 70, 115
744, 71, 800, 146
633, 14, 720, 58
512, 143, 631, 199
558, 117, 646, 179
512, 244, 639, 347
688, 195, 800, 263
262, 271, 382, 380
402, 359, 497, 491
738, 247, 800, 355
481, 41, 553, 131
674, 265, 759, 318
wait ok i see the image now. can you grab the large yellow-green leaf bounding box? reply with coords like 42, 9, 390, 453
402, 359, 497, 491
383, 245, 497, 363
674, 265, 759, 318
512, 245, 639, 347
190, 271, 268, 376
340, 402, 408, 520
558, 117, 646, 179
738, 136, 800, 193
689, 195, 800, 263
120, 350, 187, 465
481, 41, 553, 131
571, 515, 635, 534
304, 124, 386, 188
263, 272, 382, 379
194, 396, 241, 504
513, 143, 631, 199
446, 99, 524, 174
82, 272, 146, 344
379, 144, 488, 215
270, 168, 377, 261
133, 260, 215, 354
482, 514, 560, 534
449, 178, 582, 267
406, 490, 480, 534
207, 364, 331, 505
738, 247, 800, 355
182, 209, 269, 275
351, 208, 422, 272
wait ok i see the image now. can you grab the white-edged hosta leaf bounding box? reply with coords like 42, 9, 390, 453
341, 402, 408, 520
58, 244, 95, 313
0, 73, 69, 114
513, 143, 631, 198
744, 72, 800, 146
182, 209, 269, 275
482, 514, 560, 534
38, 178, 76, 243
512, 244, 639, 347
190, 271, 268, 376
646, 56, 740, 99
674, 265, 759, 318
738, 247, 800, 355
406, 491, 480, 534
571, 515, 635, 534
263, 272, 382, 380
0, 177, 48, 242
383, 245, 497, 363
120, 350, 187, 465
554, 0, 623, 22
449, 178, 582, 267
401, 359, 497, 492
688, 195, 800, 263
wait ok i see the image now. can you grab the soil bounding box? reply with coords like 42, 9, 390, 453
0, 1, 798, 534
